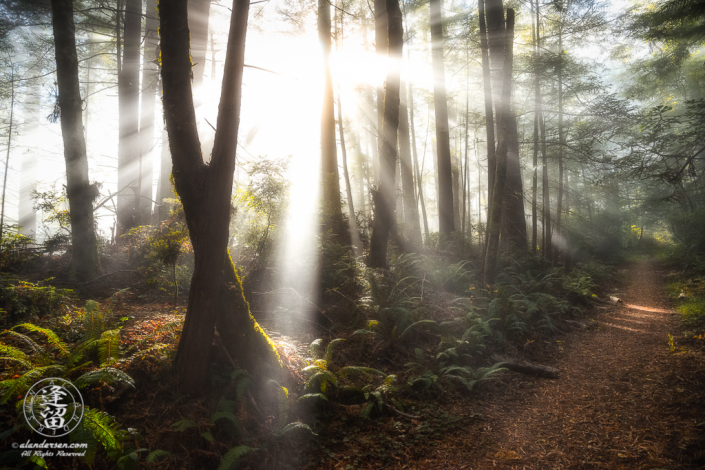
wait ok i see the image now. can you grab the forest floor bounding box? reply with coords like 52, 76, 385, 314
303, 259, 705, 469
422, 259, 705, 470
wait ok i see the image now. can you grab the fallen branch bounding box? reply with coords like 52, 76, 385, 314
491, 355, 560, 379
382, 401, 420, 420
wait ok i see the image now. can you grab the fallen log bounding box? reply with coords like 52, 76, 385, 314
491, 355, 560, 379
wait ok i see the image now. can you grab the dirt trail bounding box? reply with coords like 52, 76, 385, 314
470, 260, 705, 469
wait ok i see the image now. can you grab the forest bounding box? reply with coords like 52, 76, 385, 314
0, 0, 704, 468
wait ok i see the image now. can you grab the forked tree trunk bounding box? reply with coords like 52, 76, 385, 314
430, 0, 455, 237
483, 6, 514, 285
368, 0, 403, 268
159, 0, 281, 396
50, 0, 101, 280
189, 0, 211, 89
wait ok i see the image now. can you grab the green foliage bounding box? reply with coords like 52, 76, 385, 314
0, 275, 73, 327
439, 362, 506, 392
219, 446, 258, 470
0, 224, 36, 268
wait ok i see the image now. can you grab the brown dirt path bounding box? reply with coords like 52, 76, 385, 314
471, 260, 705, 469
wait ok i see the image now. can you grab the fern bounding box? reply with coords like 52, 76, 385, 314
309, 338, 323, 359
145, 449, 171, 463
274, 422, 315, 439
0, 365, 65, 403
325, 338, 346, 361
82, 408, 127, 454
172, 419, 198, 432
82, 300, 105, 341
74, 367, 135, 389
218, 446, 257, 470
266, 379, 289, 431
98, 329, 122, 365
13, 323, 68, 357
398, 319, 437, 341
298, 393, 328, 402
338, 366, 386, 378
1, 329, 45, 356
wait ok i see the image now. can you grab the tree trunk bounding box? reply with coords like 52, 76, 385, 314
554, 30, 564, 265
478, 0, 496, 227
140, 0, 159, 219
374, 0, 387, 186
536, 0, 551, 258
19, 83, 39, 238
531, 0, 538, 254
430, 0, 455, 237
368, 0, 403, 267
50, 0, 101, 280
483, 6, 514, 286
319, 0, 346, 240
501, 112, 527, 250
399, 81, 421, 248
408, 83, 429, 242
337, 91, 358, 243
117, 0, 141, 233
1, 70, 15, 242
159, 0, 281, 396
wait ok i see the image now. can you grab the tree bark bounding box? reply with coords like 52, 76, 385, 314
478, 0, 496, 226
117, 0, 142, 233
531, 0, 538, 254
374, 0, 387, 185
553, 29, 564, 265
536, 0, 551, 258
483, 6, 514, 286
399, 81, 421, 248
501, 113, 527, 250
159, 0, 281, 396
319, 0, 346, 241
140, 0, 158, 218
50, 0, 101, 280
430, 0, 455, 237
368, 0, 403, 267
408, 83, 429, 241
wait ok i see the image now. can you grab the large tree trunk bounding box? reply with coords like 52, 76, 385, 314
536, 0, 551, 258
140, 0, 159, 218
19, 83, 39, 238
159, 0, 281, 396
368, 0, 403, 268
50, 0, 101, 280
117, 0, 142, 233
319, 0, 346, 240
478, 0, 496, 230
483, 6, 514, 285
399, 81, 422, 248
430, 0, 455, 237
553, 30, 565, 265
501, 113, 527, 249
531, 0, 538, 254
374, 0, 387, 185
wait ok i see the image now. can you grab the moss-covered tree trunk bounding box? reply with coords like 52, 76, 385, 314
50, 0, 101, 281
159, 0, 281, 396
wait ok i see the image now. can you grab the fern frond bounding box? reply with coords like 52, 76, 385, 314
70, 413, 98, 463
274, 422, 316, 439
98, 329, 121, 366
0, 365, 65, 403
13, 323, 68, 357
325, 338, 345, 361
266, 379, 289, 431
399, 320, 437, 341
0, 343, 31, 362
74, 367, 135, 389
145, 449, 171, 463
172, 419, 198, 432
309, 338, 323, 359
82, 300, 105, 341
298, 392, 329, 402
1, 330, 45, 356
82, 407, 126, 453
0, 356, 33, 370
218, 446, 257, 470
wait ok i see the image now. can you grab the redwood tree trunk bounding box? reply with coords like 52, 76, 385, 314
319, 0, 346, 240
117, 0, 142, 232
140, 0, 158, 218
50, 0, 101, 280
368, 0, 403, 267
430, 0, 455, 237
483, 6, 514, 285
160, 0, 280, 396
399, 81, 421, 248
478, 0, 496, 224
